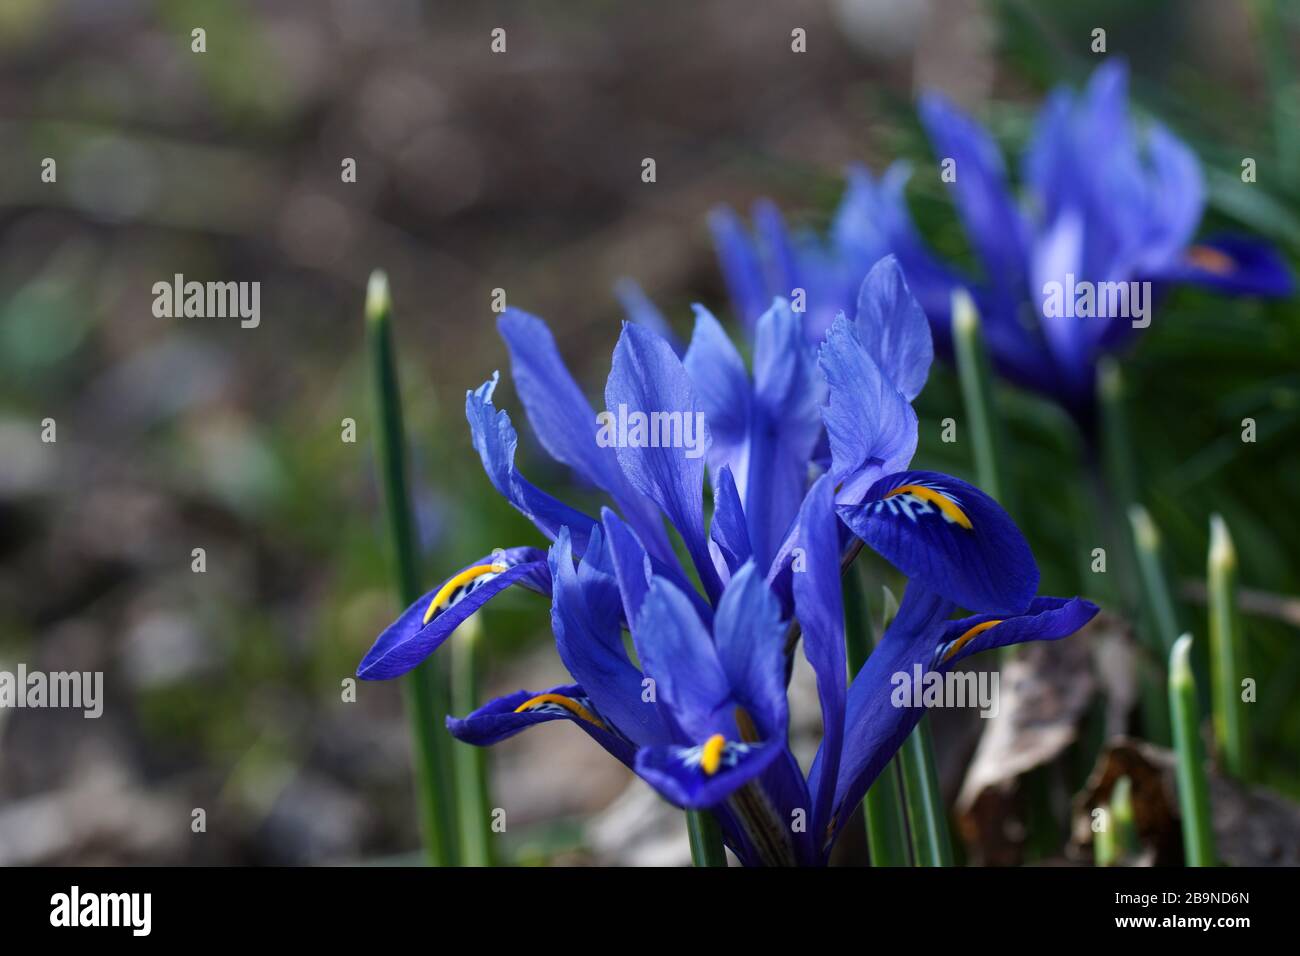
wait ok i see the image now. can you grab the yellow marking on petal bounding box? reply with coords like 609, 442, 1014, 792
513, 693, 606, 729
942, 619, 1003, 663
700, 734, 727, 776
734, 706, 761, 744
422, 564, 502, 625
884, 484, 973, 530
1186, 244, 1235, 276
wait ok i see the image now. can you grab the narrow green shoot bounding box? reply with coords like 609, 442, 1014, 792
1129, 504, 1181, 657
366, 269, 458, 866
1208, 515, 1251, 780
879, 583, 952, 866
898, 715, 953, 867
1110, 775, 1136, 862
451, 615, 495, 866
952, 288, 1012, 511
1098, 358, 1139, 515
686, 810, 728, 867
1169, 634, 1216, 867
1095, 775, 1136, 867
846, 569, 909, 867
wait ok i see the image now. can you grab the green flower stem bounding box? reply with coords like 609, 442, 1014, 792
875, 584, 952, 867
1097, 359, 1139, 519
366, 270, 458, 866
1169, 634, 1216, 867
451, 616, 495, 866
1093, 802, 1116, 867
1208, 515, 1250, 781
1095, 775, 1136, 867
1129, 504, 1182, 658
898, 714, 953, 867
1110, 775, 1136, 862
952, 289, 1012, 511
846, 569, 910, 867
686, 810, 728, 867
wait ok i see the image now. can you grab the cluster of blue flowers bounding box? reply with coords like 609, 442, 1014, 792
707, 60, 1291, 427
357, 61, 1288, 866
359, 253, 1096, 864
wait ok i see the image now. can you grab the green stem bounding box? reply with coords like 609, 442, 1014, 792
1095, 775, 1136, 867
366, 270, 458, 866
451, 616, 495, 866
1208, 515, 1250, 781
1097, 360, 1138, 510
898, 715, 954, 867
845, 569, 910, 867
1110, 775, 1136, 862
952, 288, 1012, 511
1169, 634, 1216, 867
686, 810, 728, 867
1129, 504, 1181, 657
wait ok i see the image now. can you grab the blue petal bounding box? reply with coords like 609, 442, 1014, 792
635, 737, 784, 810
791, 476, 847, 836
712, 561, 788, 739
605, 322, 722, 601
710, 206, 769, 332
498, 310, 674, 564
466, 373, 597, 549
746, 299, 822, 566
683, 304, 752, 494
837, 163, 961, 329
549, 528, 672, 746
754, 199, 801, 297
613, 278, 685, 356
818, 314, 918, 501
447, 683, 635, 767
710, 464, 753, 576
601, 506, 715, 627
918, 93, 1029, 298
633, 577, 730, 741
1030, 207, 1095, 402
853, 256, 934, 401
932, 596, 1099, 669
828, 586, 953, 840
1159, 236, 1295, 297
357, 547, 549, 679
1133, 123, 1204, 274
600, 507, 653, 627
838, 469, 1038, 614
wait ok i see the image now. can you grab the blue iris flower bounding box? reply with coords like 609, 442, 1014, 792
357, 258, 1097, 864
711, 60, 1292, 425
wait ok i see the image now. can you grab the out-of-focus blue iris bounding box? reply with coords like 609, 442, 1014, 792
708, 60, 1292, 427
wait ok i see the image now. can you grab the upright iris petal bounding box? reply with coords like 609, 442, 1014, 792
498, 309, 675, 566
466, 373, 598, 550
549, 527, 673, 747
746, 300, 821, 567
606, 322, 722, 602
791, 476, 848, 840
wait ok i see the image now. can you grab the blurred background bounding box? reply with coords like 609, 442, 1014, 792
0, 0, 1297, 865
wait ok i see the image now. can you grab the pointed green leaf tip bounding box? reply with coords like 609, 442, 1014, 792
1170, 632, 1193, 685
880, 585, 900, 633
951, 287, 979, 336
1168, 632, 1216, 866
1129, 503, 1159, 552
1209, 513, 1236, 571
366, 269, 391, 324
